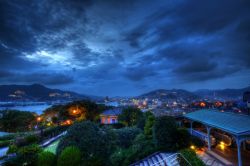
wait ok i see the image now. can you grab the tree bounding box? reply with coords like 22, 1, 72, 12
0, 110, 35, 132
153, 116, 178, 151
38, 151, 56, 166
176, 128, 191, 150
179, 149, 205, 166
110, 133, 157, 166
118, 107, 143, 126
57, 146, 81, 166
144, 113, 155, 139
57, 121, 116, 166
10, 144, 42, 166
43, 100, 108, 123
115, 127, 142, 148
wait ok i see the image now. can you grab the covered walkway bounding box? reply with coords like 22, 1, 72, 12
184, 109, 250, 166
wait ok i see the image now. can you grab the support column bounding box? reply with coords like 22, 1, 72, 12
206, 126, 212, 151
190, 121, 193, 135
236, 138, 242, 166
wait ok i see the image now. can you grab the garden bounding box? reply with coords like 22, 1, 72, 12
2, 106, 205, 166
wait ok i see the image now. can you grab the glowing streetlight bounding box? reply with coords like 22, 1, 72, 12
37, 117, 42, 122
190, 145, 195, 150
219, 141, 225, 150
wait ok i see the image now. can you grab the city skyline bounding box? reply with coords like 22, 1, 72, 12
1, 0, 250, 96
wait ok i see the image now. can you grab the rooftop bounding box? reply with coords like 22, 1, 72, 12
100, 109, 122, 116
183, 109, 250, 136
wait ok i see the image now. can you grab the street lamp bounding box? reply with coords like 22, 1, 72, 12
36, 116, 44, 138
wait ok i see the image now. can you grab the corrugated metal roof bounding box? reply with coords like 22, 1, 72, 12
184, 109, 250, 135
100, 109, 122, 116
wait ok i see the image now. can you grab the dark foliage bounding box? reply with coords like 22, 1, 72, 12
57, 121, 116, 166
179, 149, 205, 166
110, 133, 157, 166
153, 116, 178, 151
118, 107, 143, 126
115, 127, 142, 148
5, 144, 42, 166
0, 110, 35, 132
43, 100, 108, 123
57, 146, 81, 166
38, 151, 56, 166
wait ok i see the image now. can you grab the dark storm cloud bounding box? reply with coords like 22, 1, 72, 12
0, 0, 250, 95
123, 0, 250, 84
124, 65, 158, 81
0, 70, 74, 85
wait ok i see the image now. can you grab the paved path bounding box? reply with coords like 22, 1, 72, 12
196, 149, 228, 166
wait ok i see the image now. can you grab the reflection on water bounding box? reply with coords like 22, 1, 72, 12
0, 104, 52, 114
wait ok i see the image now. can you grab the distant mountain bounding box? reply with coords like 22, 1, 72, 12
138, 86, 250, 102
194, 86, 250, 101
138, 89, 200, 102
0, 84, 91, 101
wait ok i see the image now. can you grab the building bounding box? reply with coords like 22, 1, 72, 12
183, 109, 250, 166
100, 109, 122, 124
243, 91, 250, 102
243, 91, 250, 108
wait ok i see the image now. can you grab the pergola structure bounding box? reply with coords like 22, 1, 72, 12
184, 109, 250, 166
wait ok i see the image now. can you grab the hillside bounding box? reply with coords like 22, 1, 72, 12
0, 84, 89, 101
194, 86, 250, 100
138, 89, 200, 102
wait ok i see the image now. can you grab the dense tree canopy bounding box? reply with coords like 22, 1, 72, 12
115, 127, 142, 148
57, 121, 116, 166
153, 116, 178, 151
118, 107, 143, 126
43, 100, 108, 124
0, 110, 35, 132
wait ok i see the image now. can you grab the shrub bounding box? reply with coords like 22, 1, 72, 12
16, 144, 42, 166
110, 134, 157, 166
144, 114, 155, 139
38, 151, 56, 166
57, 121, 116, 166
110, 148, 128, 166
25, 134, 39, 144
179, 149, 205, 166
153, 116, 178, 151
0, 140, 11, 148
176, 128, 191, 150
7, 144, 18, 154
0, 110, 35, 132
115, 127, 142, 148
57, 146, 81, 166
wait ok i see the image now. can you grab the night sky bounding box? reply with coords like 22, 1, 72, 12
0, 0, 250, 96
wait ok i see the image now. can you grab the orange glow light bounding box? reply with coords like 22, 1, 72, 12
66, 120, 72, 125
200, 102, 206, 107
37, 117, 42, 122
190, 145, 195, 150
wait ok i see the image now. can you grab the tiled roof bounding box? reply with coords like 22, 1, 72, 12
184, 109, 250, 135
100, 109, 122, 116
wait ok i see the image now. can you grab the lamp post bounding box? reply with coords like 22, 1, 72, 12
36, 116, 44, 139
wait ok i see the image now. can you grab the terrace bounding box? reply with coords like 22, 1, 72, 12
184, 109, 250, 166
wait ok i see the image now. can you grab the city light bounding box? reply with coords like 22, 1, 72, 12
200, 102, 206, 107
37, 117, 42, 122
219, 141, 225, 150
190, 145, 195, 150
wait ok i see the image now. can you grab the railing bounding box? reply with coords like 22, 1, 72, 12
188, 129, 216, 146
151, 153, 191, 166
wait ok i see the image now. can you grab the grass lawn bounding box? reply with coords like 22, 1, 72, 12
44, 140, 60, 154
